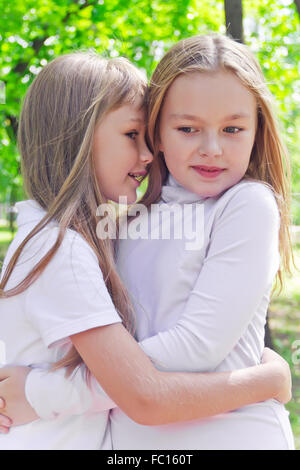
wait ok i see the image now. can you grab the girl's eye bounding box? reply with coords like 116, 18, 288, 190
224, 126, 242, 134
126, 131, 139, 140
178, 127, 196, 134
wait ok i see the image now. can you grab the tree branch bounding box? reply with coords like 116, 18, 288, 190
7, 0, 98, 141
13, 37, 46, 75
12, 0, 97, 76
5, 115, 19, 141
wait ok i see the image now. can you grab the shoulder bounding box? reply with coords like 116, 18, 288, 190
216, 180, 280, 222
17, 223, 99, 280
42, 229, 100, 283
14, 200, 98, 266
25, 226, 105, 301
61, 229, 98, 262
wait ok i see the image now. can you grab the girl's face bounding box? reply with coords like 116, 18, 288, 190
159, 70, 257, 198
93, 98, 153, 204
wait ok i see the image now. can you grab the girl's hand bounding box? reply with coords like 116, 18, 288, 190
0, 366, 39, 433
262, 347, 292, 404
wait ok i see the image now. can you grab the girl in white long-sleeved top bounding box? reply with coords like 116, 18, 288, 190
0, 37, 294, 449
109, 34, 295, 450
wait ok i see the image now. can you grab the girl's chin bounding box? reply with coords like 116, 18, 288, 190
110, 192, 137, 205
127, 196, 138, 205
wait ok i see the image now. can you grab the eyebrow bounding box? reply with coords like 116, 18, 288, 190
169, 113, 251, 122
129, 118, 144, 123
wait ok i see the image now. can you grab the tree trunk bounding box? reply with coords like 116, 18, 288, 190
264, 315, 273, 349
224, 0, 244, 43
294, 0, 300, 16
8, 186, 17, 235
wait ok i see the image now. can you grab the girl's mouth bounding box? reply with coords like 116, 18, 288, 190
128, 172, 146, 186
192, 166, 226, 179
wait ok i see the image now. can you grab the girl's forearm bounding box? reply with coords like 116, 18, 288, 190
71, 325, 285, 426
141, 362, 283, 425
24, 360, 282, 425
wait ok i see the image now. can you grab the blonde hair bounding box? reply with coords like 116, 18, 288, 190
140, 34, 293, 290
0, 52, 147, 373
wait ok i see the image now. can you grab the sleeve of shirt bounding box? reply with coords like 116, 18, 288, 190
25, 366, 117, 420
24, 230, 122, 347
24, 230, 121, 418
138, 183, 281, 372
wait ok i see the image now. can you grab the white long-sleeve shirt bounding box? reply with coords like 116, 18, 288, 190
110, 176, 294, 449
126, 177, 279, 372
23, 177, 295, 449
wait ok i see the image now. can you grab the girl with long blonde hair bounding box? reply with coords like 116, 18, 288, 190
110, 33, 295, 449
0, 43, 293, 450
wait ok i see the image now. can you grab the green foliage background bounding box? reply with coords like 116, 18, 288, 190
0, 0, 299, 448
0, 0, 299, 220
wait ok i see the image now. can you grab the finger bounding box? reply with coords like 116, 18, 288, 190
0, 367, 10, 380
0, 398, 6, 408
0, 425, 10, 434
0, 415, 12, 427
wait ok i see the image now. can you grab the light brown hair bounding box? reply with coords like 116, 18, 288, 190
0, 52, 147, 372
140, 34, 293, 290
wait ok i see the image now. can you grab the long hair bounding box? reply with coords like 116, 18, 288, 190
0, 52, 147, 372
139, 34, 293, 290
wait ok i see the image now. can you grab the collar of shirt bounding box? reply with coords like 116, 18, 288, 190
160, 173, 207, 205
15, 200, 52, 229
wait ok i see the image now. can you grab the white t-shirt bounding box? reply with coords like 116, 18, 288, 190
23, 178, 295, 449
0, 200, 120, 450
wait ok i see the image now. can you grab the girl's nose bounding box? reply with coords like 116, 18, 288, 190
198, 131, 222, 158
140, 141, 153, 164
